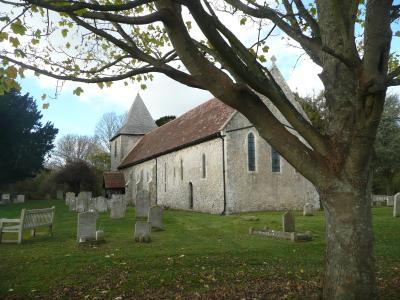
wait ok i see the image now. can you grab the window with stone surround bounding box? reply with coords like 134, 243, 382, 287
247, 132, 256, 171
114, 141, 117, 158
164, 162, 167, 192
271, 147, 281, 173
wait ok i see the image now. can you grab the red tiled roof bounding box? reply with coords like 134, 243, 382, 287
103, 172, 125, 189
118, 98, 235, 169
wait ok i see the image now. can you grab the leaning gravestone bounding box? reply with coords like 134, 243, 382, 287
110, 195, 126, 219
134, 221, 151, 242
1, 194, 11, 205
96, 196, 108, 212
66, 192, 75, 206
148, 206, 163, 230
303, 203, 314, 216
15, 195, 25, 203
282, 211, 295, 232
77, 211, 98, 242
394, 197, 400, 217
136, 177, 150, 219
69, 197, 77, 211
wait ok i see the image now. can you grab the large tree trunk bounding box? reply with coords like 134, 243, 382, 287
322, 185, 378, 299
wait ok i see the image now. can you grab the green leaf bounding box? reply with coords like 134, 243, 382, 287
61, 29, 68, 38
9, 37, 20, 48
140, 84, 147, 90
6, 66, 17, 79
73, 87, 83, 96
10, 19, 27, 35
240, 17, 247, 26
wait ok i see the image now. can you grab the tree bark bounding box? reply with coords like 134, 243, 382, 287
322, 185, 377, 299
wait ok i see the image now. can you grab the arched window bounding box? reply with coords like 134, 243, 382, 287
202, 154, 206, 178
271, 147, 281, 172
164, 162, 167, 192
247, 133, 256, 171
114, 141, 117, 158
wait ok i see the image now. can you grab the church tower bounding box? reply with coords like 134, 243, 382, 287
110, 94, 157, 170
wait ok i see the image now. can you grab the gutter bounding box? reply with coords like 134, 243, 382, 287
118, 132, 221, 170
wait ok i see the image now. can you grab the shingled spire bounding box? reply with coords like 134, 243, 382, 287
111, 93, 157, 141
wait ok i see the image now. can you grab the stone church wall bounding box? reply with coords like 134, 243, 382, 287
111, 135, 142, 171
224, 113, 319, 214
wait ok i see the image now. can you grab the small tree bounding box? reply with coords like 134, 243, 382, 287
155, 115, 176, 126
0, 90, 58, 185
54, 160, 99, 194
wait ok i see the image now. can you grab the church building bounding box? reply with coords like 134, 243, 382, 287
107, 61, 319, 214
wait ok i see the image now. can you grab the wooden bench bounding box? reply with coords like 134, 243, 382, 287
0, 206, 55, 244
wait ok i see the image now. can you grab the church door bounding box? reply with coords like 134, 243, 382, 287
189, 182, 193, 209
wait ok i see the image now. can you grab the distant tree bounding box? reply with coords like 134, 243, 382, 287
94, 112, 126, 153
51, 134, 100, 166
155, 115, 176, 127
54, 160, 98, 194
87, 151, 111, 172
373, 94, 400, 194
300, 93, 400, 194
0, 90, 58, 185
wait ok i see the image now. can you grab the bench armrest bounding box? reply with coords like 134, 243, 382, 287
0, 218, 21, 223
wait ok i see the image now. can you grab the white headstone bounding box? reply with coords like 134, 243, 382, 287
77, 211, 98, 242
110, 195, 126, 219
303, 203, 314, 216
134, 221, 151, 242
76, 191, 92, 213
56, 190, 63, 200
15, 194, 25, 203
69, 197, 77, 211
66, 192, 75, 205
394, 197, 400, 217
95, 196, 108, 212
1, 194, 10, 205
148, 206, 163, 230
387, 196, 394, 207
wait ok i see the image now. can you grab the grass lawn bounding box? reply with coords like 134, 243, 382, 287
0, 200, 399, 299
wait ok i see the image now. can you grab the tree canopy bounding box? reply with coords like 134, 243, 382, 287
0, 89, 58, 184
0, 0, 399, 298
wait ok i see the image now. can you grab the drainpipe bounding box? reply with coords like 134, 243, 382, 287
221, 135, 227, 215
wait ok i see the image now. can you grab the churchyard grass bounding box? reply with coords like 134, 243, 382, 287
0, 200, 399, 299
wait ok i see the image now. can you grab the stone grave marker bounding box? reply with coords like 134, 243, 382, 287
136, 177, 150, 219
1, 194, 11, 205
77, 211, 98, 242
110, 196, 126, 219
134, 221, 151, 242
76, 191, 92, 213
96, 196, 108, 212
56, 190, 63, 200
303, 203, 314, 216
148, 206, 163, 230
69, 197, 77, 211
394, 197, 400, 217
15, 195, 25, 203
387, 196, 394, 207
66, 192, 75, 205
282, 211, 295, 232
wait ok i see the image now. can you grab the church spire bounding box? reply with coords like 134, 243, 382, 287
111, 93, 157, 141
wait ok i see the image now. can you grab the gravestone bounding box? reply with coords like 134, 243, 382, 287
387, 196, 394, 207
136, 177, 150, 219
56, 190, 63, 200
1, 194, 11, 205
96, 196, 108, 212
88, 198, 97, 212
282, 211, 295, 232
77, 211, 98, 242
69, 197, 77, 211
149, 165, 157, 205
394, 197, 400, 217
15, 195, 25, 203
134, 221, 151, 242
110, 196, 126, 219
66, 192, 75, 205
303, 203, 314, 216
76, 191, 92, 213
148, 206, 163, 230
